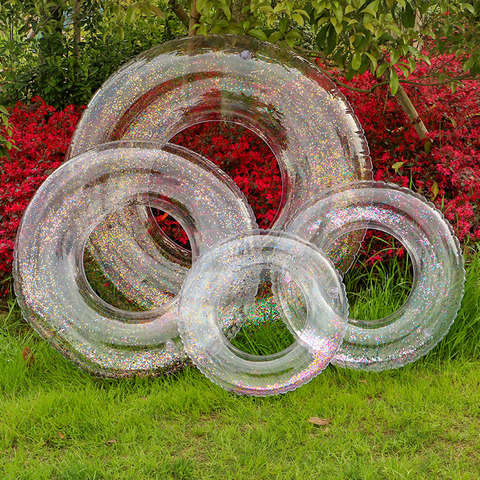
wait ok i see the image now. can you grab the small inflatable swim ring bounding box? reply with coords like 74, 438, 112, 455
178, 230, 349, 396
285, 181, 465, 370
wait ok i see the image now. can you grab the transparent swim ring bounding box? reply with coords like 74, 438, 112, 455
285, 181, 465, 370
85, 142, 257, 310
68, 34, 372, 282
178, 230, 349, 396
13, 141, 257, 377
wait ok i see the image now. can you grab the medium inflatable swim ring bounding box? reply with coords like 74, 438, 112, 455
13, 141, 256, 377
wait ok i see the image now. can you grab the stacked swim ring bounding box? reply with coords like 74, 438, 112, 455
13, 36, 465, 395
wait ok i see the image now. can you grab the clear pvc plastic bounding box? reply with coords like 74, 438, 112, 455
177, 230, 349, 396
85, 142, 257, 310
13, 141, 256, 377
285, 181, 465, 370
68, 34, 371, 274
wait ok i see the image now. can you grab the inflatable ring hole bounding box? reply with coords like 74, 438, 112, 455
82, 247, 150, 313
148, 208, 192, 264
80, 196, 200, 316
229, 275, 296, 357
341, 229, 414, 328
170, 121, 283, 229
146, 121, 282, 266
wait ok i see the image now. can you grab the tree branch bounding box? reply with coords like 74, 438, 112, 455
73, 0, 81, 61
293, 46, 335, 67
314, 62, 474, 95
168, 0, 189, 28
400, 73, 474, 87
314, 64, 389, 93
189, 0, 200, 35
394, 84, 429, 139
25, 7, 60, 40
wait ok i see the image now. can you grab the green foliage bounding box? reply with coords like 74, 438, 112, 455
2, 0, 477, 103
0, 0, 185, 108
0, 105, 14, 159
188, 0, 480, 92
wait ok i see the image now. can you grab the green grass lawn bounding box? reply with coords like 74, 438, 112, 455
1, 243, 480, 479
2, 337, 480, 480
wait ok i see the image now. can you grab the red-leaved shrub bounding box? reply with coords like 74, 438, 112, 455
1, 55, 479, 292
0, 97, 84, 293
338, 54, 480, 242
334, 55, 480, 263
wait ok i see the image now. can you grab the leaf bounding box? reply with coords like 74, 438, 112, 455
333, 4, 343, 23
196, 0, 208, 13
390, 48, 400, 65
376, 63, 389, 77
326, 26, 337, 54
106, 439, 117, 445
292, 13, 304, 26
424, 139, 432, 154
408, 57, 417, 72
22, 347, 34, 367
431, 181, 439, 200
364, 22, 375, 33
294, 9, 309, 17
361, 7, 377, 17
125, 5, 136, 23
222, 5, 231, 20
463, 57, 476, 72
392, 161, 406, 173
352, 52, 362, 70
470, 59, 480, 76
446, 115, 457, 128
140, 3, 152, 16
115, 26, 125, 41
148, 5, 165, 19
268, 32, 282, 43
398, 65, 410, 79
365, 52, 377, 71
273, 3, 283, 14
401, 1, 415, 28
248, 29, 267, 41
197, 24, 208, 35
389, 69, 399, 95
58, 431, 66, 440
286, 30, 302, 40
309, 417, 332, 426
0, 146, 10, 160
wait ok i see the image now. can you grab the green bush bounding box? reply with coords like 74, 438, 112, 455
0, 2, 185, 108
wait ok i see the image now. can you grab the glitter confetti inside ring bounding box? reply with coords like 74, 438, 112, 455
285, 181, 465, 371
68, 34, 372, 292
178, 230, 349, 396
85, 142, 257, 311
13, 141, 257, 377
